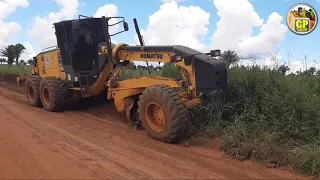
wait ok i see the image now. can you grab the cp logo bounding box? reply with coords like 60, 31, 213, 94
295, 18, 310, 33
287, 3, 317, 35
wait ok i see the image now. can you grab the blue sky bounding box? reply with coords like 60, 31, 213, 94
3, 0, 320, 71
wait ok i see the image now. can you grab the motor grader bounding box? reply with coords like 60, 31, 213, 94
17, 15, 227, 143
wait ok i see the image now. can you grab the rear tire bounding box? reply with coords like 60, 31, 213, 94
25, 75, 42, 107
138, 85, 188, 143
40, 77, 68, 112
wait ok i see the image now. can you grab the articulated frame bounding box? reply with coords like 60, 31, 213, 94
99, 44, 202, 121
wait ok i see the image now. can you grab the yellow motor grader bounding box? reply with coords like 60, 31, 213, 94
17, 15, 227, 143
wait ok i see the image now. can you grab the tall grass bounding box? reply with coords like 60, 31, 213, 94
188, 65, 320, 176
0, 64, 31, 76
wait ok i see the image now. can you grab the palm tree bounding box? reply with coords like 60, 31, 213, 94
278, 65, 290, 75
1, 45, 16, 66
14, 43, 26, 65
219, 50, 240, 68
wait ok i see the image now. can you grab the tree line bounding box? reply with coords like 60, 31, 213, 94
0, 44, 33, 66
0, 43, 318, 77
219, 50, 320, 76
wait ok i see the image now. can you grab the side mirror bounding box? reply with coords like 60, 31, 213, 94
123, 22, 129, 31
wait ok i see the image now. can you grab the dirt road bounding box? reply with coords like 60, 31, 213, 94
0, 88, 309, 179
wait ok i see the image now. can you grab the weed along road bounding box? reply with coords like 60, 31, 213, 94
0, 90, 309, 179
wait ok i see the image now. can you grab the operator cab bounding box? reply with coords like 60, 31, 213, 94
53, 15, 128, 97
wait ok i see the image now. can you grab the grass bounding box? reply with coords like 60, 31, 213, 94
1, 62, 319, 177
0, 64, 31, 76
188, 65, 320, 177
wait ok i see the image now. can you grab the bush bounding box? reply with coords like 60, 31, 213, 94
294, 140, 320, 175
161, 63, 179, 79
189, 65, 320, 176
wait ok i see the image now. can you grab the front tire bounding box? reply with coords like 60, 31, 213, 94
138, 85, 188, 143
39, 77, 68, 112
25, 75, 42, 107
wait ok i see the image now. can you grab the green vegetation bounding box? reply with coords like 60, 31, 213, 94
0, 43, 28, 66
0, 50, 319, 177
0, 64, 32, 76
193, 67, 320, 174
187, 52, 320, 177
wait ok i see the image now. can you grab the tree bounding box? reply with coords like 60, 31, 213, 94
137, 65, 147, 71
0, 58, 6, 64
316, 70, 320, 76
148, 64, 154, 72
27, 59, 33, 65
308, 67, 316, 75
14, 43, 26, 65
278, 65, 290, 75
219, 50, 240, 68
19, 60, 25, 66
301, 67, 316, 76
1, 45, 16, 66
20, 60, 26, 69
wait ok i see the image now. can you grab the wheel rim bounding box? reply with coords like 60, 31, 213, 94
27, 85, 34, 102
145, 102, 166, 132
42, 87, 50, 106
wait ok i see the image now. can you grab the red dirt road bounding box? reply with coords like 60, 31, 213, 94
0, 88, 310, 179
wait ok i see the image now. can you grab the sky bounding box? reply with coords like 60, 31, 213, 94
1, 0, 320, 73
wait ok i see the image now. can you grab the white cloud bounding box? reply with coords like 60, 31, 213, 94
288, 60, 320, 74
0, 0, 29, 19
0, 0, 29, 49
289, 61, 304, 73
94, 4, 119, 33
28, 0, 79, 48
239, 54, 320, 74
94, 4, 118, 18
20, 42, 36, 61
136, 1, 210, 52
138, 0, 287, 61
237, 52, 283, 68
0, 21, 21, 48
211, 0, 288, 58
264, 52, 283, 68
28, 2, 121, 49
